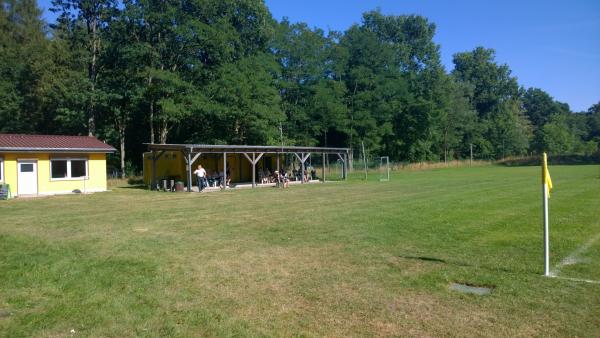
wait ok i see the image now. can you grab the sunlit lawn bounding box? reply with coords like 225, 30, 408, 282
1, 165, 599, 337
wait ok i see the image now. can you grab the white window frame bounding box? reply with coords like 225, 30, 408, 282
0, 157, 4, 182
50, 157, 89, 181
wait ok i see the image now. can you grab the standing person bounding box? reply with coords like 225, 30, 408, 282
193, 164, 207, 192
279, 170, 289, 188
225, 165, 232, 187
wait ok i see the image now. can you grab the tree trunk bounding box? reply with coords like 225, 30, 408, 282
119, 126, 126, 179
87, 14, 100, 136
348, 82, 357, 173
443, 128, 448, 164
148, 75, 155, 144
159, 119, 168, 144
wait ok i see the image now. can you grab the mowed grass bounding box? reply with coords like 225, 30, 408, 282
1, 165, 599, 337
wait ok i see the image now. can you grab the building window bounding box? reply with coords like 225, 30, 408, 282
50, 158, 88, 180
71, 160, 87, 178
0, 158, 3, 182
51, 160, 68, 179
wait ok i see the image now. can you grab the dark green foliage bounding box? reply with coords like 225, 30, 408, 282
0, 1, 597, 173
0, 0, 50, 133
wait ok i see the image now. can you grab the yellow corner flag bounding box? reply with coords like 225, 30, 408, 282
543, 153, 553, 197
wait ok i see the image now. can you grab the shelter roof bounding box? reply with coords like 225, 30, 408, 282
146, 143, 349, 154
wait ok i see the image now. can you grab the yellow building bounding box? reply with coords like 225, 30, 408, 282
0, 134, 116, 197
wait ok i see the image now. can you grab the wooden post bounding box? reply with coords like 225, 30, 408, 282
242, 152, 263, 189
322, 153, 325, 183
301, 152, 305, 184
186, 151, 192, 192
151, 150, 157, 190
223, 151, 227, 189
252, 153, 256, 188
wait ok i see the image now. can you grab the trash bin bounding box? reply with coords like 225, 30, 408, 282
0, 184, 11, 200
174, 181, 184, 192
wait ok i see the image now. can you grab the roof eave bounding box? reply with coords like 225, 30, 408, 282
0, 147, 116, 153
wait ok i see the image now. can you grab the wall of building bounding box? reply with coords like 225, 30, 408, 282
0, 152, 107, 196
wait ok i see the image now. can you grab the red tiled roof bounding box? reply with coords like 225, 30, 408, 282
0, 134, 116, 152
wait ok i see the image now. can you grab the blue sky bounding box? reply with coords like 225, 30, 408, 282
36, 0, 599, 111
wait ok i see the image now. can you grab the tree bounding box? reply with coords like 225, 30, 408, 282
452, 47, 529, 158
98, 9, 145, 178
522, 88, 569, 130
51, 0, 118, 136
0, 0, 51, 133
306, 79, 349, 147
272, 19, 348, 147
522, 87, 575, 154
198, 53, 283, 145
588, 102, 600, 139
539, 114, 575, 154
341, 11, 447, 161
439, 80, 477, 161
452, 47, 519, 117
1, 3, 596, 172
583, 101, 600, 154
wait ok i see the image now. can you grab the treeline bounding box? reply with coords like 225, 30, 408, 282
1, 0, 599, 176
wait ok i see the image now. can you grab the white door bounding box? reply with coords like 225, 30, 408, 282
18, 160, 38, 195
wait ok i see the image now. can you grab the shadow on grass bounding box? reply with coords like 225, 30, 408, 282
116, 185, 148, 190
397, 255, 528, 274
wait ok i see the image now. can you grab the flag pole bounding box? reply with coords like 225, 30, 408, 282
542, 153, 550, 276
543, 176, 550, 276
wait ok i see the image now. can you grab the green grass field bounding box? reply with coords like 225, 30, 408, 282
1, 165, 599, 337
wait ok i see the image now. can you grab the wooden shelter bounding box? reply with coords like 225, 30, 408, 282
144, 143, 350, 192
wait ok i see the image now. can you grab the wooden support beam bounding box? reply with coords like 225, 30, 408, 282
293, 152, 311, 184
301, 152, 305, 184
190, 152, 202, 166
252, 153, 256, 188
186, 151, 193, 192
242, 152, 265, 165
151, 151, 157, 190
322, 153, 325, 183
223, 152, 227, 190
255, 152, 264, 164
293, 152, 310, 163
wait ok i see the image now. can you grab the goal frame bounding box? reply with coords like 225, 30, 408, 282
379, 156, 390, 182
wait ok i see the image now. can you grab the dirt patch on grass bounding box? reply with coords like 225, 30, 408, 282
160, 244, 530, 337
0, 309, 11, 319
